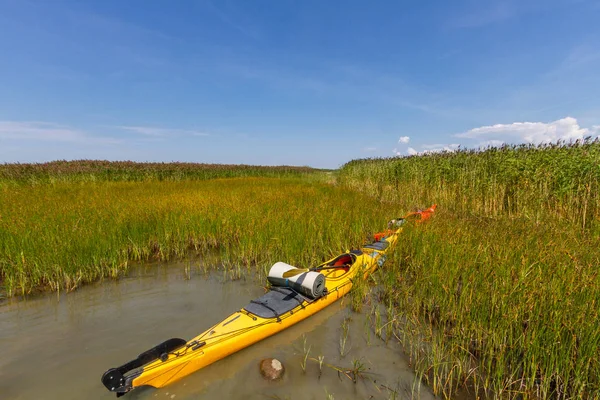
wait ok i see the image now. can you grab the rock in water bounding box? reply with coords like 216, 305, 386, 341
259, 358, 285, 380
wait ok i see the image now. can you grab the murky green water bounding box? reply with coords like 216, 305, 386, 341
0, 260, 435, 400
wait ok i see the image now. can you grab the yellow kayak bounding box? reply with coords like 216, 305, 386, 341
101, 205, 436, 396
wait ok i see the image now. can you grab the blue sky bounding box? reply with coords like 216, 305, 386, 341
0, 0, 599, 168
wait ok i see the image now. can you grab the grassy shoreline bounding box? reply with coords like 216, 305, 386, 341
340, 141, 600, 398
0, 176, 401, 298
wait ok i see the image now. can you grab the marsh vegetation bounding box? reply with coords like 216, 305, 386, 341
1, 140, 599, 398
340, 139, 600, 399
0, 167, 396, 297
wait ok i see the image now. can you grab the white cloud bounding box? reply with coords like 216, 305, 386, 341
455, 117, 589, 145
546, 45, 600, 79
204, 1, 260, 40
422, 143, 448, 150
364, 146, 377, 152
423, 144, 460, 154
394, 117, 598, 159
116, 125, 209, 137
402, 144, 460, 156
449, 2, 514, 29
115, 126, 165, 137
479, 139, 505, 148
398, 136, 410, 144
0, 121, 118, 144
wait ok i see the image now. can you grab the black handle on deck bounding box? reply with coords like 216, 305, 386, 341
101, 338, 187, 395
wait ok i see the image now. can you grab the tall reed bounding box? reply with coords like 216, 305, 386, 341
0, 160, 323, 186
338, 139, 600, 230
342, 141, 600, 398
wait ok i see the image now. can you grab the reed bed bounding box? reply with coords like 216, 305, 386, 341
340, 140, 600, 398
0, 177, 398, 298
381, 216, 600, 399
0, 160, 322, 186
339, 139, 600, 230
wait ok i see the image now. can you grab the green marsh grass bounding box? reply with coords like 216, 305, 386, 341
339, 315, 351, 357
300, 335, 311, 373
339, 139, 600, 230
0, 160, 322, 186
342, 141, 600, 398
350, 272, 370, 313
316, 354, 325, 378
0, 177, 400, 297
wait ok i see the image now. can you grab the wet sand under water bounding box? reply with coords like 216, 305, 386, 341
0, 260, 435, 400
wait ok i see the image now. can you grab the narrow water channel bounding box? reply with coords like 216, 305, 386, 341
0, 260, 435, 400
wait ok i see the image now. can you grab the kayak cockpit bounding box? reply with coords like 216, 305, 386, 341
320, 252, 358, 268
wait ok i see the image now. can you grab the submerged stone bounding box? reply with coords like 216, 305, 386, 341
259, 358, 285, 380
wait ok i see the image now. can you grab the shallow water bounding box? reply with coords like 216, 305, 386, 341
0, 260, 435, 400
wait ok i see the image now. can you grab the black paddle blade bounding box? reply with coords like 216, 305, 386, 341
101, 337, 187, 395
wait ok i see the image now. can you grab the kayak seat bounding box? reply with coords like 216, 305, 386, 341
327, 253, 357, 266
333, 255, 353, 266
244, 287, 309, 319
362, 240, 389, 251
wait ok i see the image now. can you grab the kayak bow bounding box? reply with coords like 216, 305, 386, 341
101, 205, 436, 396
